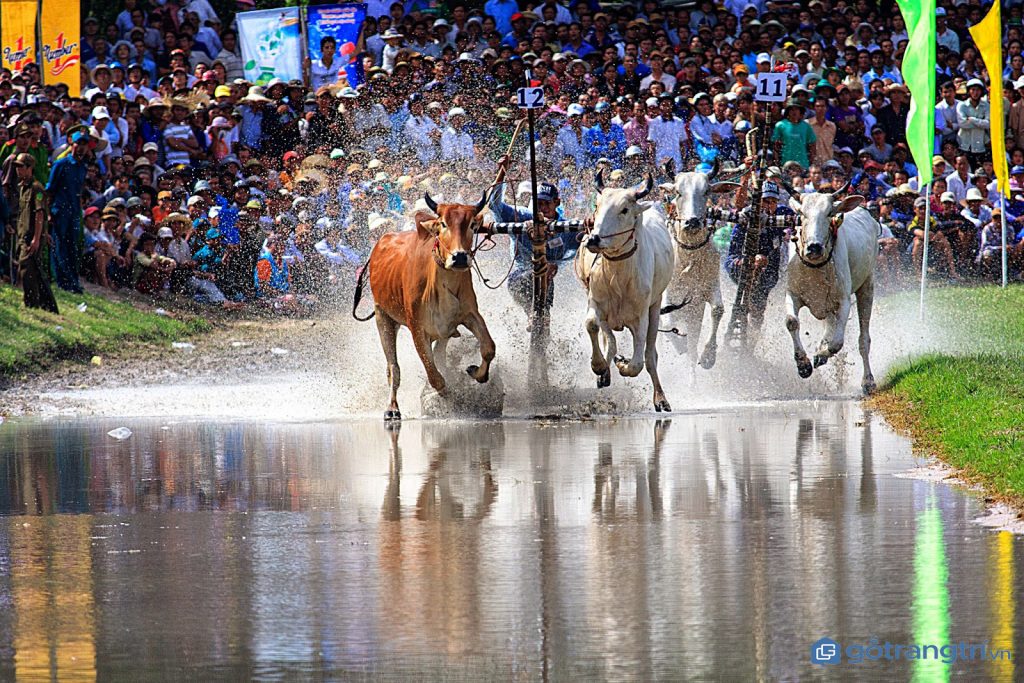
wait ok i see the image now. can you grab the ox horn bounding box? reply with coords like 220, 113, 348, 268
662, 159, 675, 179
423, 191, 438, 214
707, 157, 720, 181
831, 181, 851, 200
475, 191, 487, 213
595, 169, 605, 192
633, 174, 653, 200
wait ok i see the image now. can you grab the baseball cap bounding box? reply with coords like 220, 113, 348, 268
12, 152, 35, 167
143, 142, 159, 153
567, 103, 585, 116
536, 182, 559, 201
157, 226, 174, 238
762, 181, 781, 199
1012, 165, 1024, 175
756, 53, 771, 64
205, 228, 222, 240
186, 195, 205, 207
940, 192, 956, 203
914, 196, 928, 207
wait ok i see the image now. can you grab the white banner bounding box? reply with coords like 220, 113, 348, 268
237, 7, 303, 86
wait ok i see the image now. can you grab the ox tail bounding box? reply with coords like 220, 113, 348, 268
352, 260, 375, 321
660, 297, 691, 315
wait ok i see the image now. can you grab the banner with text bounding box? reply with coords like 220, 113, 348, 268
1, 0, 37, 73
237, 7, 303, 86
40, 0, 81, 96
306, 4, 366, 87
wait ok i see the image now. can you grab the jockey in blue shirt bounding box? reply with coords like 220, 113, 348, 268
488, 156, 577, 315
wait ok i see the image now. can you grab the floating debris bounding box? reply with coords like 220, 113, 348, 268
77, 302, 87, 313
90, 356, 103, 366
154, 308, 168, 316
107, 427, 132, 440
270, 347, 290, 355
171, 342, 196, 351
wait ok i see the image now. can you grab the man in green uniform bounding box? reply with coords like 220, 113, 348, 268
15, 153, 58, 313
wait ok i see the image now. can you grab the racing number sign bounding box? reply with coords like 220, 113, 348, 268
517, 86, 545, 109
755, 72, 787, 102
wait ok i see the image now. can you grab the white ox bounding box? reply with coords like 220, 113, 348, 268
576, 174, 676, 411
660, 161, 736, 372
779, 180, 879, 394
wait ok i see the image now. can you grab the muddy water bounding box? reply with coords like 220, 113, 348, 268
0, 401, 1019, 680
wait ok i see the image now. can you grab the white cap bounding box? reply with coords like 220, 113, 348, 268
157, 226, 174, 238
965, 78, 984, 89
964, 188, 984, 202
186, 195, 205, 207
567, 103, 585, 116
91, 105, 110, 120
756, 52, 771, 64
645, 97, 658, 107
940, 191, 956, 203
448, 107, 466, 117
143, 142, 159, 152
516, 181, 532, 198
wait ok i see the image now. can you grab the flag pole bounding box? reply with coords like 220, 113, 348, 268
919, 181, 931, 320
1001, 193, 1008, 287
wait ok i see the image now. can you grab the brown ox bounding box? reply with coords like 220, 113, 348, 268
368, 193, 495, 421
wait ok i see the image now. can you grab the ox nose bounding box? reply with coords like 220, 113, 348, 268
587, 234, 602, 252
449, 251, 469, 269
806, 242, 824, 258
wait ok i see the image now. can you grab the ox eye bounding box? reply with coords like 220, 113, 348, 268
620, 208, 628, 215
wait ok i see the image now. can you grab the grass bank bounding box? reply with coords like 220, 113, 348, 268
874, 285, 1024, 504
0, 284, 209, 377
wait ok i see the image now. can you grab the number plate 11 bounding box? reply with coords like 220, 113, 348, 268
755, 72, 787, 103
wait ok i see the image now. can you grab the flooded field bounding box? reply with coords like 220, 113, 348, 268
0, 402, 1019, 680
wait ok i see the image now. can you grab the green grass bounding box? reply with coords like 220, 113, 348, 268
0, 284, 209, 376
879, 285, 1024, 502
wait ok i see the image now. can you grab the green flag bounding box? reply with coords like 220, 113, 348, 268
895, 0, 937, 184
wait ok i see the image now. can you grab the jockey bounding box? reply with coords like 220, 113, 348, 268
488, 155, 578, 314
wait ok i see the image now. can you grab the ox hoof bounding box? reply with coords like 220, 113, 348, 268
597, 368, 611, 388
812, 353, 830, 368
796, 357, 813, 379
384, 409, 402, 422
699, 347, 717, 370
862, 377, 877, 396
466, 364, 489, 383
654, 398, 672, 413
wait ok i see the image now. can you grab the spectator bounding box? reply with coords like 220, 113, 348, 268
773, 101, 816, 170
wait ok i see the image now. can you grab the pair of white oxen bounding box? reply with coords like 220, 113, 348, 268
576, 166, 879, 412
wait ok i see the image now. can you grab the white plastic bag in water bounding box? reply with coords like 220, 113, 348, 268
270, 347, 290, 355
107, 427, 132, 440
171, 342, 195, 350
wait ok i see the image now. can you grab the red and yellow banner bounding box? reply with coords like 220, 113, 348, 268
40, 0, 80, 96
1, 0, 37, 72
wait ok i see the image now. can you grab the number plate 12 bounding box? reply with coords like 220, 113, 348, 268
517, 86, 545, 109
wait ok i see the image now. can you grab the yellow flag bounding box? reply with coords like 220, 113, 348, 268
40, 0, 81, 96
0, 0, 36, 72
970, 2, 1008, 196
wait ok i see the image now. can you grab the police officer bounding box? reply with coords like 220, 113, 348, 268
725, 179, 793, 337
488, 156, 578, 316
14, 153, 58, 313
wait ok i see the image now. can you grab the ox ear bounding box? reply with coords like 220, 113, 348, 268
658, 182, 675, 194
833, 194, 865, 214
709, 181, 741, 194
416, 217, 441, 239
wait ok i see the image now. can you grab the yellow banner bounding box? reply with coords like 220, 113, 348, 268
970, 2, 1008, 196
1, 0, 37, 72
40, 0, 80, 96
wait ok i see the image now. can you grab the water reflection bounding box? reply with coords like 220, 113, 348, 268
0, 404, 1020, 679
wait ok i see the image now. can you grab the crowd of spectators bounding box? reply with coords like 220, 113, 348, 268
2, 0, 1022, 317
